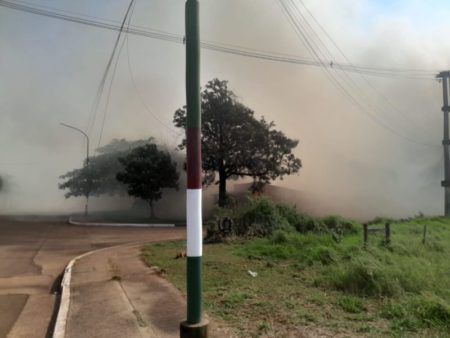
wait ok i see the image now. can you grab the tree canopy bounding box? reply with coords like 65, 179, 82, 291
59, 138, 154, 199
116, 144, 179, 218
174, 78, 301, 206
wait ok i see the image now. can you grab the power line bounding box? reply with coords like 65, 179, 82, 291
0, 162, 42, 166
125, 36, 182, 137
0, 0, 438, 80
96, 35, 126, 148
124, 0, 184, 149
0, 0, 181, 149
296, 0, 431, 136
279, 0, 439, 148
289, 0, 413, 131
87, 0, 135, 148
0, 0, 440, 148
283, 0, 438, 147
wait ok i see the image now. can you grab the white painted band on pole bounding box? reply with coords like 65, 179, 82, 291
187, 189, 202, 257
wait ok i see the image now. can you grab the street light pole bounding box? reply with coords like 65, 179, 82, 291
60, 122, 90, 217
180, 1, 208, 337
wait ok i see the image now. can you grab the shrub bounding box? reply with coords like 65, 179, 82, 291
276, 204, 313, 232
324, 259, 403, 297
309, 246, 336, 265
381, 295, 450, 331
322, 254, 434, 298
204, 207, 235, 243
368, 216, 395, 225
235, 198, 293, 237
205, 220, 223, 244
338, 295, 367, 314
206, 197, 360, 240
322, 215, 359, 236
271, 230, 289, 244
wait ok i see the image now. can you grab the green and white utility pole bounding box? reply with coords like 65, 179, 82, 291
438, 71, 450, 216
180, 1, 208, 337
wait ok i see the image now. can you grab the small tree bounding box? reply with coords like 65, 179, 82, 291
116, 144, 179, 218
174, 78, 302, 206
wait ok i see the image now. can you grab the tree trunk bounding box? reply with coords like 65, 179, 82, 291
149, 201, 156, 219
218, 171, 227, 207
85, 194, 89, 217
218, 118, 227, 207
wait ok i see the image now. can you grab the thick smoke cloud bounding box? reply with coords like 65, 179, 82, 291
0, 0, 449, 219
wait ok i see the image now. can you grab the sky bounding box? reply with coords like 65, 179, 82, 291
1, 0, 450, 219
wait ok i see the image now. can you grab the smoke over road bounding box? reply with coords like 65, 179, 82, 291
0, 0, 449, 219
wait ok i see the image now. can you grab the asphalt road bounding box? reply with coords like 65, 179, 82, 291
0, 218, 185, 338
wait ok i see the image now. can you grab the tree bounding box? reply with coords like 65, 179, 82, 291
174, 78, 302, 206
116, 144, 179, 218
59, 138, 154, 200
59, 164, 94, 199
0, 175, 3, 193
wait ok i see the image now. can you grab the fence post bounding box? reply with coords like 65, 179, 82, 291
363, 223, 368, 247
423, 224, 427, 244
385, 222, 391, 245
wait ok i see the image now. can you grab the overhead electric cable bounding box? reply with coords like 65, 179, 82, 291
279, 0, 439, 148
124, 0, 183, 149
282, 0, 438, 147
296, 0, 435, 134
88, 0, 135, 148
287, 0, 413, 132
0, 0, 437, 80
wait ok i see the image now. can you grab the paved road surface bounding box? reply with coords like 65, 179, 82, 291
0, 218, 184, 338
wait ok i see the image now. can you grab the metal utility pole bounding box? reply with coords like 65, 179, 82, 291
60, 122, 90, 217
180, 1, 208, 337
437, 71, 450, 216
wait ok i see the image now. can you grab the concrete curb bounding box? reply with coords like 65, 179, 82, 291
52, 241, 150, 338
68, 217, 175, 228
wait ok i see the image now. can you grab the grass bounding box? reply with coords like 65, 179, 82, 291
143, 216, 450, 337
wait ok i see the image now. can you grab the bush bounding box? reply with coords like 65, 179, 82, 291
417, 297, 450, 328
368, 216, 395, 225
381, 295, 450, 331
309, 246, 336, 265
271, 230, 289, 244
276, 204, 312, 232
338, 295, 367, 314
205, 197, 360, 241
322, 215, 359, 236
205, 220, 224, 244
235, 198, 293, 237
322, 254, 434, 298
324, 259, 403, 297
275, 205, 360, 235
204, 207, 235, 243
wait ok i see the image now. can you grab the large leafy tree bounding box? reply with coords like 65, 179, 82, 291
59, 138, 154, 200
116, 144, 179, 218
174, 78, 302, 206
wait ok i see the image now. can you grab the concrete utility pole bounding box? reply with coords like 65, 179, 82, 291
180, 1, 208, 338
437, 71, 450, 216
60, 122, 90, 217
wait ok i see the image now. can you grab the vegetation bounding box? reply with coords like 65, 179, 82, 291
117, 144, 179, 218
173, 79, 301, 206
205, 196, 358, 243
0, 175, 3, 193
59, 138, 154, 199
143, 204, 450, 337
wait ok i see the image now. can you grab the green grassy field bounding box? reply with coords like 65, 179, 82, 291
143, 217, 450, 337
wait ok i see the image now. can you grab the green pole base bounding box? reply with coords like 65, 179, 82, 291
180, 320, 209, 338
